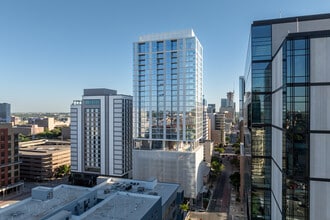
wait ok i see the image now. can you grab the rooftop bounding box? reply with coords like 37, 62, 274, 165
138, 29, 195, 42
19, 145, 70, 156
253, 13, 330, 26
78, 192, 160, 220
95, 177, 179, 206
83, 88, 117, 96
0, 185, 91, 220
0, 177, 180, 220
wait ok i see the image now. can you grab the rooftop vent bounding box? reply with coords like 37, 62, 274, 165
137, 187, 145, 192
148, 192, 158, 196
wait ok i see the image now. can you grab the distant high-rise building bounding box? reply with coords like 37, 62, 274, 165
207, 104, 216, 113
220, 91, 236, 123
132, 30, 205, 198
245, 13, 330, 219
0, 123, 22, 196
70, 88, 132, 178
220, 98, 227, 108
0, 103, 11, 123
202, 98, 209, 141
226, 91, 234, 107
239, 76, 245, 118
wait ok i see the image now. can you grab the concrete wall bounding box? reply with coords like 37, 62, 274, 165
309, 37, 330, 220
271, 48, 283, 220
133, 146, 204, 198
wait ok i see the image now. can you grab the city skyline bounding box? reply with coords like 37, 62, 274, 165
1, 0, 330, 112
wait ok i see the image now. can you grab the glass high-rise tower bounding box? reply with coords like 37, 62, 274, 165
132, 30, 205, 198
133, 29, 203, 150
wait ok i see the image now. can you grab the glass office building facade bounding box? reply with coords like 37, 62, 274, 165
246, 14, 330, 220
250, 24, 272, 219
133, 29, 203, 150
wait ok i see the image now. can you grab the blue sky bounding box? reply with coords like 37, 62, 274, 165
1, 0, 330, 112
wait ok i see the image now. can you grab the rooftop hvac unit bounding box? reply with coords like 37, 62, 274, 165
137, 186, 145, 192
148, 192, 158, 196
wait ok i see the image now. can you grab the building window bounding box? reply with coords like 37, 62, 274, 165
171, 40, 177, 50
138, 43, 146, 53
157, 41, 164, 52
252, 25, 271, 61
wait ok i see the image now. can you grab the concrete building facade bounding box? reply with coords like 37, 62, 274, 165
70, 89, 133, 178
0, 123, 23, 198
19, 141, 70, 181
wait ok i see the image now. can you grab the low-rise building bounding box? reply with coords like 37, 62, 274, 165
0, 177, 184, 220
28, 117, 55, 131
19, 140, 70, 181
13, 124, 44, 136
0, 123, 23, 198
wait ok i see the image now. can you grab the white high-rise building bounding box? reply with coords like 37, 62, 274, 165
70, 89, 132, 178
132, 30, 206, 198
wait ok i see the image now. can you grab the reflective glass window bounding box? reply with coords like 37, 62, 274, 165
252, 25, 271, 61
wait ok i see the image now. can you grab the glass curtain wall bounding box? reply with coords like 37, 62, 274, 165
251, 24, 272, 219
282, 38, 310, 220
133, 35, 203, 150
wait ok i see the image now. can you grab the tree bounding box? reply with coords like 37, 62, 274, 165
214, 147, 225, 154
180, 202, 189, 212
230, 157, 240, 169
18, 134, 31, 142
211, 161, 225, 175
230, 172, 240, 192
54, 165, 70, 177
232, 142, 240, 149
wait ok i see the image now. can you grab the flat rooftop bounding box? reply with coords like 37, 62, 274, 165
78, 192, 160, 220
95, 177, 179, 206
0, 185, 91, 220
19, 145, 70, 156
138, 29, 195, 42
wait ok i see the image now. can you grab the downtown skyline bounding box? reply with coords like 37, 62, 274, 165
1, 0, 330, 112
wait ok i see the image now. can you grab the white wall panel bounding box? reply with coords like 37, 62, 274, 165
310, 181, 330, 220
133, 146, 204, 198
310, 86, 330, 130
310, 133, 330, 178
272, 90, 282, 128
310, 38, 330, 83
272, 19, 330, 56
271, 128, 282, 168
271, 160, 282, 213
271, 193, 282, 220
272, 48, 283, 91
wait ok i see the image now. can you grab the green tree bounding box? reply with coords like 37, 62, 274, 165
18, 134, 31, 142
232, 142, 240, 149
211, 161, 225, 175
54, 165, 70, 177
214, 147, 225, 154
230, 157, 240, 169
180, 202, 189, 212
230, 172, 240, 192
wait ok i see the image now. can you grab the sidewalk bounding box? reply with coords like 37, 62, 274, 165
228, 188, 247, 220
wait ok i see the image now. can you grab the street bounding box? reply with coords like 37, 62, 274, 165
208, 158, 231, 213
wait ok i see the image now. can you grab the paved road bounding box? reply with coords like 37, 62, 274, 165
208, 154, 232, 213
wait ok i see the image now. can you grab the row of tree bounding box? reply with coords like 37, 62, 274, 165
18, 128, 62, 142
